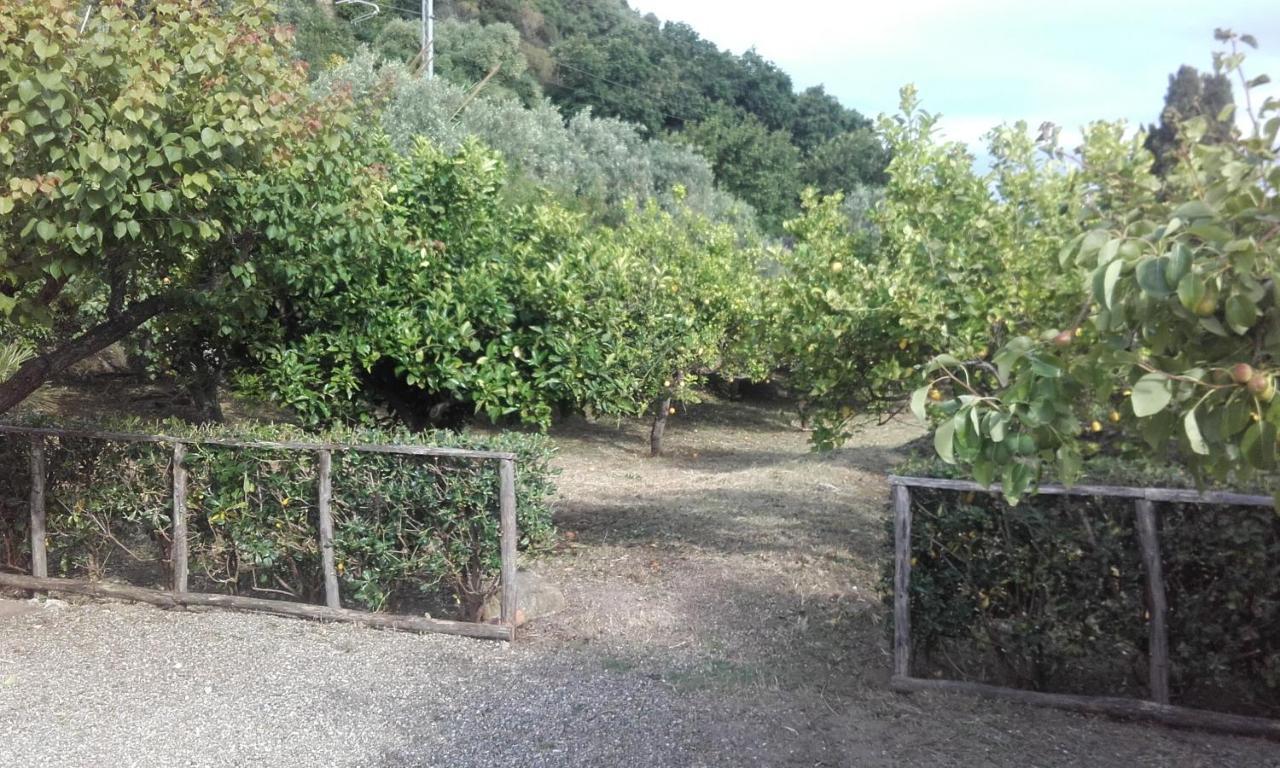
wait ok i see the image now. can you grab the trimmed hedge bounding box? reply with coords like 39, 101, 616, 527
0, 419, 555, 619
889, 452, 1280, 718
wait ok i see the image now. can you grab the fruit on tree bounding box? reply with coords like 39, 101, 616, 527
1247, 373, 1275, 403
1233, 363, 1256, 385
1052, 330, 1074, 347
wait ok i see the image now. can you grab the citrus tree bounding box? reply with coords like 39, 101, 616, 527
0, 0, 305, 413
918, 33, 1280, 504
609, 194, 769, 454
775, 87, 1081, 448
195, 133, 644, 429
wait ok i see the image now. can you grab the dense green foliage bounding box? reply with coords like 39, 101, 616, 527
772, 89, 1082, 448
1, 1, 768, 449
0, 421, 555, 617
278, 0, 888, 231
135, 62, 767, 438
918, 34, 1280, 502
893, 460, 1279, 715
317, 51, 751, 227
0, 0, 308, 410
776, 35, 1280, 508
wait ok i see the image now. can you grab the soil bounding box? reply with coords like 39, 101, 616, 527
521, 398, 1280, 766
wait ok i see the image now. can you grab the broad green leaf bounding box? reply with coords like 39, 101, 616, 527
909, 385, 930, 422
1241, 421, 1277, 470
1131, 373, 1172, 418
1135, 257, 1173, 297
1183, 409, 1210, 455
1103, 258, 1123, 308
934, 418, 956, 464
1173, 200, 1214, 220
1164, 243, 1192, 288
1176, 272, 1206, 312
1224, 294, 1259, 335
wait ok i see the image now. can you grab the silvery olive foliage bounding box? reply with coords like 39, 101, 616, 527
313, 50, 748, 225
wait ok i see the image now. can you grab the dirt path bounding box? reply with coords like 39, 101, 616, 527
522, 399, 1280, 766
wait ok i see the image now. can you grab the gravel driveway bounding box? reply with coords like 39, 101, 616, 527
0, 600, 706, 767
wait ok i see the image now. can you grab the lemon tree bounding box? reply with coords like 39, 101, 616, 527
918, 33, 1280, 504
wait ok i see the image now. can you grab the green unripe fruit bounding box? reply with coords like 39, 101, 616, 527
1247, 373, 1275, 403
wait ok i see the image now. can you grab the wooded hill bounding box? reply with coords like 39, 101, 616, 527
290, 0, 888, 231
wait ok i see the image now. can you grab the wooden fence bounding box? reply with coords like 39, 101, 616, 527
0, 424, 520, 642
889, 475, 1280, 739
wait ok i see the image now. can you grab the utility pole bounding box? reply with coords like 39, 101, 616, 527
421, 0, 434, 80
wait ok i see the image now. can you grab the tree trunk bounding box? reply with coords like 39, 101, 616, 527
649, 372, 683, 457
0, 295, 172, 415
188, 360, 224, 424
649, 395, 671, 457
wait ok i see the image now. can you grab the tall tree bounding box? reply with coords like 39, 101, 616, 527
1144, 64, 1234, 176
675, 107, 802, 232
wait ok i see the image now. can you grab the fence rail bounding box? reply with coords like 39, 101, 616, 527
0, 424, 520, 642
888, 474, 1280, 740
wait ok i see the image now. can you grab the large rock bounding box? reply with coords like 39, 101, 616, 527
65, 343, 132, 378
478, 569, 566, 627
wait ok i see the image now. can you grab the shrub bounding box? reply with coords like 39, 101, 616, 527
0, 419, 555, 620
891, 454, 1280, 717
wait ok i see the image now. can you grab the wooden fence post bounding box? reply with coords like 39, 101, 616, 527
1135, 498, 1170, 705
498, 458, 518, 638
892, 482, 913, 679
171, 443, 189, 593
317, 449, 341, 610
29, 436, 47, 580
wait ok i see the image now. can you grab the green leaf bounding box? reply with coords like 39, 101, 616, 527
934, 419, 956, 464
1131, 373, 1173, 418
1224, 294, 1259, 335
1103, 258, 1123, 308
35, 220, 58, 241
1135, 257, 1173, 297
1177, 272, 1206, 312
1241, 421, 1277, 470
1164, 243, 1192, 288
1183, 409, 1210, 456
1056, 446, 1082, 485
1001, 461, 1035, 504
1173, 200, 1214, 220
909, 385, 930, 423
972, 460, 995, 488
1200, 317, 1229, 336
17, 79, 37, 104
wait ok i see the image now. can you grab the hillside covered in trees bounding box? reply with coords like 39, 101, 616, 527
288, 0, 888, 231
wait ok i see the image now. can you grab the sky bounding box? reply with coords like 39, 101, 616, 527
628, 0, 1280, 152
